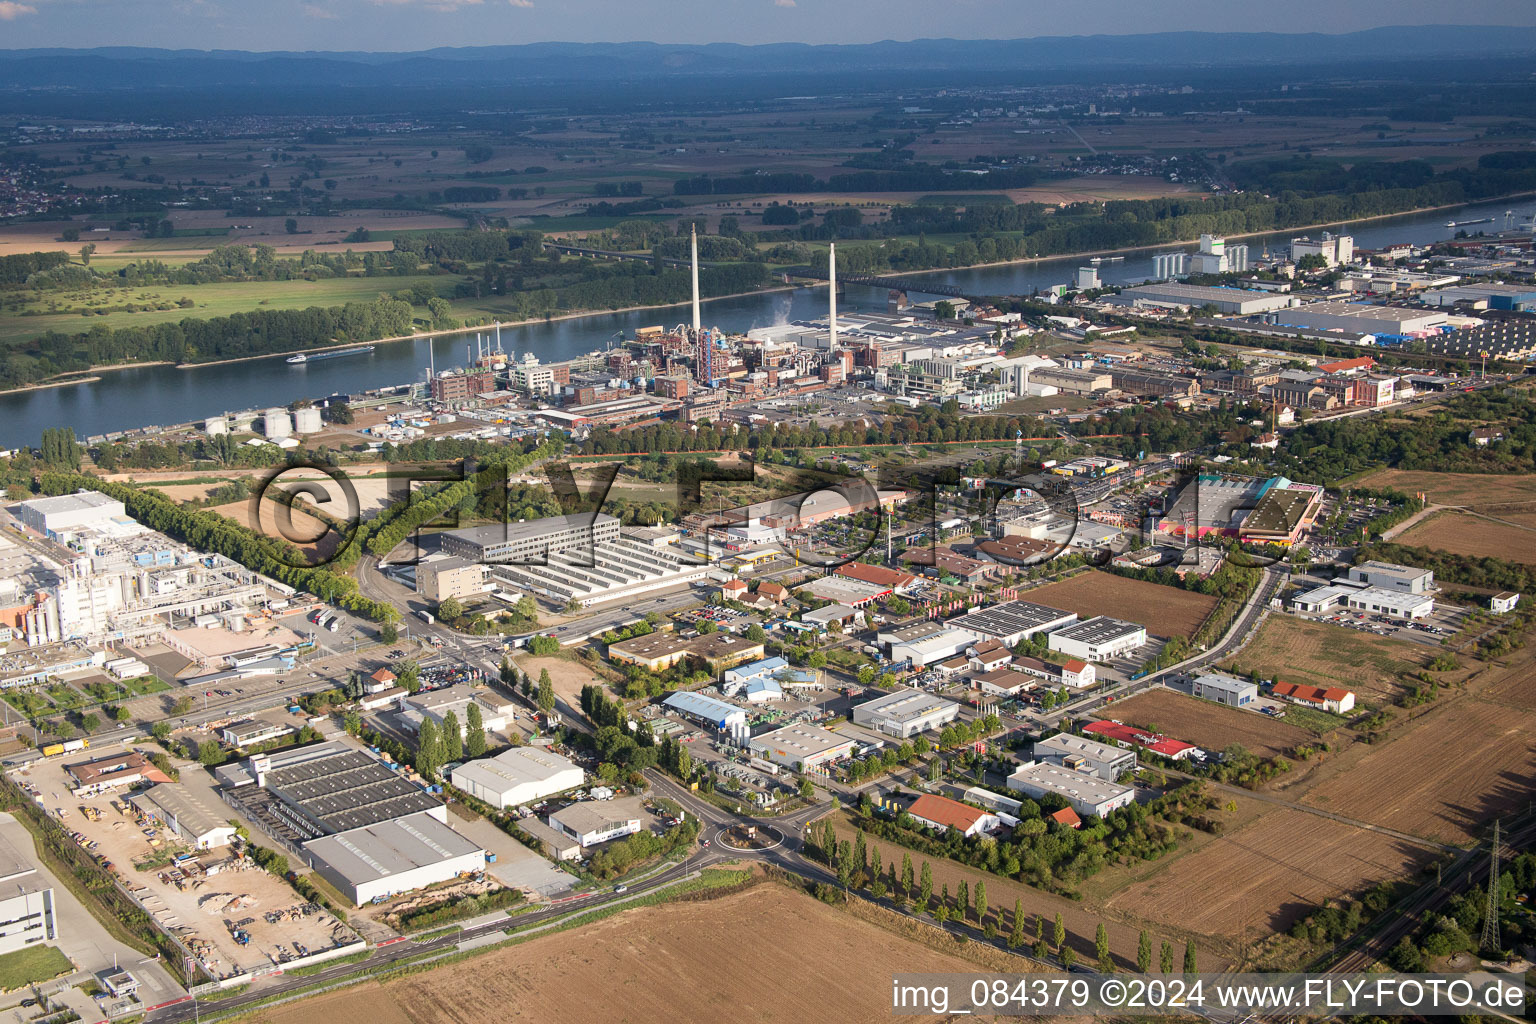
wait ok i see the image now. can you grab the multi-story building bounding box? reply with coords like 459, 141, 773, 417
429, 368, 495, 403
415, 557, 487, 603
440, 514, 622, 564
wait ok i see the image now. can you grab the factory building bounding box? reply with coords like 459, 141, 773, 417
302, 810, 486, 906
661, 691, 749, 735
1046, 617, 1148, 662
415, 557, 488, 603
449, 748, 584, 810
1289, 232, 1354, 267
1108, 283, 1290, 316
16, 492, 127, 538
440, 514, 622, 564
852, 688, 961, 739
0, 831, 57, 957
748, 723, 855, 771
399, 684, 517, 735
547, 798, 645, 848
1347, 560, 1433, 594
1031, 733, 1136, 780
881, 622, 979, 669
1006, 762, 1137, 819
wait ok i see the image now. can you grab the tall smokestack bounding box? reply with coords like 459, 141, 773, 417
691, 224, 701, 335
828, 242, 838, 350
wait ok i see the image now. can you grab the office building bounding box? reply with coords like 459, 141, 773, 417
415, 557, 487, 603
1347, 560, 1434, 594
852, 688, 961, 739
440, 514, 622, 564
1191, 672, 1258, 708
1032, 733, 1136, 780
0, 831, 57, 956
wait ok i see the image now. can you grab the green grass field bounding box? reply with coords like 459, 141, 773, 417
0, 274, 450, 346
0, 944, 73, 991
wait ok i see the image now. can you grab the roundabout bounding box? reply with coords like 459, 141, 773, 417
713, 823, 784, 853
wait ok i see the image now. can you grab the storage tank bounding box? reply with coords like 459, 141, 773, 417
263, 408, 293, 439
292, 406, 323, 434
204, 416, 229, 436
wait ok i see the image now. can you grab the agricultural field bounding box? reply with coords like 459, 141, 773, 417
1357, 469, 1536, 510
1025, 570, 1217, 639
1104, 808, 1432, 941
1226, 615, 1432, 700
1478, 645, 1536, 710
1393, 511, 1536, 565
1299, 698, 1536, 844
250, 880, 1034, 1024
1095, 688, 1313, 759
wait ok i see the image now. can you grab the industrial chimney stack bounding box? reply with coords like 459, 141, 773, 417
691, 224, 702, 335
828, 242, 838, 350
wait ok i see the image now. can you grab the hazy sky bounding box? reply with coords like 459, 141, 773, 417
3, 0, 1536, 51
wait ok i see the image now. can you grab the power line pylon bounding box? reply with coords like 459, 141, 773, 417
1480, 818, 1502, 955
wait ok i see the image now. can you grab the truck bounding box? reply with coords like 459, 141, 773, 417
325, 618, 339, 632
42, 739, 88, 757
417, 610, 435, 624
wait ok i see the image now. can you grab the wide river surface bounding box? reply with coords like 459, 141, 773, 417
2, 195, 1531, 447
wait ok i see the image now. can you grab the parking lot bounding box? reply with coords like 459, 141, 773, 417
1299, 605, 1465, 647
10, 751, 357, 980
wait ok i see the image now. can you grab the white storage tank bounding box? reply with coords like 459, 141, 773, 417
204, 416, 229, 436
263, 407, 293, 439
293, 406, 323, 434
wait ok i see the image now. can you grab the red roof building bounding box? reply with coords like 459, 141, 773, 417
1050, 807, 1083, 829
1271, 681, 1356, 713
1317, 356, 1375, 374
906, 794, 999, 837
1083, 720, 1196, 759
834, 562, 916, 592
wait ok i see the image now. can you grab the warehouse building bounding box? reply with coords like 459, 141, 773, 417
799, 574, 890, 607
947, 600, 1079, 647
661, 690, 749, 734
16, 491, 126, 538
1032, 733, 1136, 780
1271, 301, 1449, 337
484, 524, 710, 610
1191, 672, 1258, 708
1006, 762, 1136, 819
449, 748, 584, 810
302, 810, 486, 905
547, 797, 645, 848
1344, 586, 1435, 620
852, 688, 961, 739
748, 723, 855, 771
0, 830, 57, 956
1291, 582, 1362, 613
905, 794, 1000, 837
1108, 283, 1292, 316
129, 784, 238, 849
606, 632, 694, 672
1046, 616, 1148, 662
1347, 560, 1433, 594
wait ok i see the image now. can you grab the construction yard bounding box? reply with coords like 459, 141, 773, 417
1298, 697, 1536, 845
1103, 807, 1432, 943
250, 878, 1054, 1024
1025, 571, 1217, 639
1225, 615, 1434, 701
10, 751, 356, 981
1095, 688, 1313, 759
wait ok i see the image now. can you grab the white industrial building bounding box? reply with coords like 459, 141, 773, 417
1290, 232, 1354, 268
1032, 734, 1136, 780
1006, 761, 1137, 819
16, 492, 126, 537
1191, 672, 1259, 708
749, 723, 856, 771
547, 797, 645, 848
1291, 582, 1362, 614
302, 810, 486, 905
1347, 560, 1434, 594
851, 688, 961, 738
449, 747, 583, 810
1344, 586, 1435, 620
1046, 616, 1148, 661
399, 685, 517, 735
1108, 282, 1288, 315
0, 831, 57, 956
1273, 301, 1448, 337
882, 622, 978, 668
129, 784, 238, 849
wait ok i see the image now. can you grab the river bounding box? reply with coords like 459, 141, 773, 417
2, 196, 1532, 448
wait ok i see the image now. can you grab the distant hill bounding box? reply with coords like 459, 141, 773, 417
3, 27, 1535, 90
